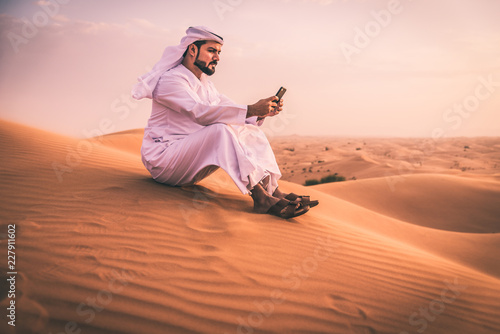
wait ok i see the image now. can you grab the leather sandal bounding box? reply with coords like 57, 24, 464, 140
266, 198, 310, 219
284, 193, 319, 208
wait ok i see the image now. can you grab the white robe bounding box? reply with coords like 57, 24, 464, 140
141, 64, 281, 195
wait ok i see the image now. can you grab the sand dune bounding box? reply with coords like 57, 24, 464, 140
313, 176, 500, 279
95, 129, 144, 155
316, 174, 500, 233
272, 136, 500, 185
1, 119, 499, 334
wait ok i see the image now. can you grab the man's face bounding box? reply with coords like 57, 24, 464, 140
194, 41, 222, 76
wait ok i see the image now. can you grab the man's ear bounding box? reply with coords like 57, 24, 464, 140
189, 44, 198, 57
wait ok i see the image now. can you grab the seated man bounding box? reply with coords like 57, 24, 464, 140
132, 26, 318, 218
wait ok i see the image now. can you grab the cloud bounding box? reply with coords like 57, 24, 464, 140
0, 13, 173, 57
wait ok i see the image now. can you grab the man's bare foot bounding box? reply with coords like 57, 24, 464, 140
251, 183, 281, 213
252, 194, 281, 214
252, 184, 310, 215
272, 187, 287, 200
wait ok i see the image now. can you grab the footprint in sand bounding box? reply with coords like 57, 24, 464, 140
75, 221, 108, 234
326, 294, 377, 334
37, 254, 101, 281
199, 244, 219, 252
17, 298, 49, 333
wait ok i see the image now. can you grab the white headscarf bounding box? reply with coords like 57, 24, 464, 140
132, 26, 224, 100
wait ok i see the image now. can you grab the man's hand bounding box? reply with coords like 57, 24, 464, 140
267, 98, 284, 117
247, 96, 282, 119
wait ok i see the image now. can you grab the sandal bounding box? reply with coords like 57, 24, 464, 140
266, 198, 310, 219
284, 193, 319, 208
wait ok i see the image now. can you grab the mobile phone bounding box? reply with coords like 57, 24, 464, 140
274, 87, 286, 102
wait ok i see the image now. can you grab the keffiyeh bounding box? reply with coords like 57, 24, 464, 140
131, 26, 224, 100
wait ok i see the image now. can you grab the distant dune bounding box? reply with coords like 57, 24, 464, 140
1, 119, 499, 334
271, 136, 500, 184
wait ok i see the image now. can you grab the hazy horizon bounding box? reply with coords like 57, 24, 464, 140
1, 0, 499, 139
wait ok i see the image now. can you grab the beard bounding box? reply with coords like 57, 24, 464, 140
194, 54, 217, 76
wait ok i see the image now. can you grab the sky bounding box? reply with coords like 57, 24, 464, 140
0, 0, 499, 138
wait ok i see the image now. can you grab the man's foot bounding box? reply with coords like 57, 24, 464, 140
272, 187, 286, 200
251, 183, 310, 218
253, 194, 281, 214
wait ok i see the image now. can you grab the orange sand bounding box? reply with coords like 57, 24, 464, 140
0, 120, 499, 334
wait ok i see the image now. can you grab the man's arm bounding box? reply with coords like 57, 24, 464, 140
218, 93, 279, 121
155, 78, 248, 126
217, 94, 260, 125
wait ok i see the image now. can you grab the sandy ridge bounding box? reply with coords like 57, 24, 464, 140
1, 119, 499, 334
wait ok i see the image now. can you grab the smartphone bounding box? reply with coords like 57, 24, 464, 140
274, 87, 286, 102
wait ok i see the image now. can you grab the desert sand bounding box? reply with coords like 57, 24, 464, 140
1, 119, 499, 334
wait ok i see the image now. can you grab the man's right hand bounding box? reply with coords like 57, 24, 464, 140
247, 96, 278, 118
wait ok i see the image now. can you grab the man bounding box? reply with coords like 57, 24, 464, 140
132, 26, 318, 219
